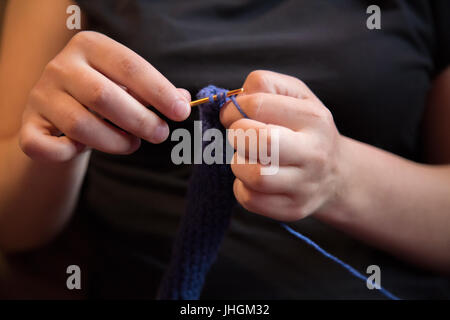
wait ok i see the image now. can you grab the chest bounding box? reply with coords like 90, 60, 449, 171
89, 0, 437, 159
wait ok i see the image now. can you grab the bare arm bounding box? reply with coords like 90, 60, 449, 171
0, 0, 191, 252
220, 69, 450, 274
317, 68, 450, 273
0, 0, 87, 252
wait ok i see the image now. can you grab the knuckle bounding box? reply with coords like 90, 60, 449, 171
26, 86, 52, 115
44, 58, 66, 79
321, 107, 334, 125
309, 105, 327, 120
294, 78, 308, 90
19, 125, 56, 161
151, 82, 170, 101
118, 56, 140, 78
292, 78, 312, 99
156, 83, 168, 97
312, 149, 328, 169
286, 196, 310, 221
27, 87, 45, 106
246, 70, 272, 91
309, 101, 331, 119
292, 207, 309, 220
89, 82, 111, 107
65, 110, 87, 137
19, 128, 36, 157
134, 112, 155, 140
70, 31, 97, 47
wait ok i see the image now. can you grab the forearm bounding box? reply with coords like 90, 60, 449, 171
0, 134, 90, 253
317, 136, 450, 273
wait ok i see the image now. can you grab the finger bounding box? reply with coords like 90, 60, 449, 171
233, 179, 294, 221
227, 118, 307, 165
231, 153, 299, 194
39, 90, 141, 154
61, 63, 169, 144
71, 31, 191, 121
122, 87, 191, 106
221, 93, 328, 131
20, 115, 84, 162
243, 70, 316, 99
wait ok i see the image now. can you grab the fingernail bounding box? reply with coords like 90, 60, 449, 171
152, 123, 169, 143
173, 99, 190, 119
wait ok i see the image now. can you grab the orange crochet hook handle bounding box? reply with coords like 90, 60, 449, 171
190, 88, 244, 107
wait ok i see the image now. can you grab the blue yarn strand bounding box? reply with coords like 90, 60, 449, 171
282, 223, 400, 300
229, 90, 400, 301
158, 86, 238, 300
158, 85, 401, 300
230, 95, 248, 118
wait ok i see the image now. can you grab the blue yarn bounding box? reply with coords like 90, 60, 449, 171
158, 85, 400, 300
230, 95, 248, 118
157, 86, 236, 300
282, 224, 400, 300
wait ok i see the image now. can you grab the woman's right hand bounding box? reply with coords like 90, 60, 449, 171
19, 31, 191, 162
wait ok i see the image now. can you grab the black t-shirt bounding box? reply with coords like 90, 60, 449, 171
71, 0, 450, 299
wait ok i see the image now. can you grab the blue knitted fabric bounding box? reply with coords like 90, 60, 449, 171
157, 85, 400, 300
157, 86, 237, 300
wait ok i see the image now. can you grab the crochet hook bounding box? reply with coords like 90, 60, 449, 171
190, 88, 244, 107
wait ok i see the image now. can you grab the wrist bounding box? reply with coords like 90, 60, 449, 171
315, 135, 361, 224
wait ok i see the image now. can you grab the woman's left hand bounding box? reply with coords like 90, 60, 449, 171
220, 70, 345, 221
